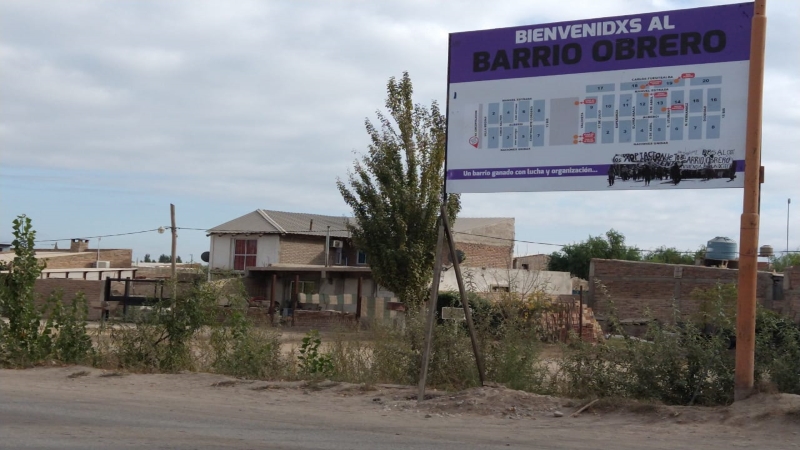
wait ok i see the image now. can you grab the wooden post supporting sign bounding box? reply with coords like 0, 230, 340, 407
440, 203, 486, 386
418, 217, 446, 403
418, 203, 486, 403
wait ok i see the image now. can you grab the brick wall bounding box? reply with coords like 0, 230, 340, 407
774, 266, 800, 322
447, 242, 513, 269
33, 279, 106, 321
589, 259, 778, 325
279, 235, 325, 265
42, 249, 133, 269
292, 310, 357, 329
279, 235, 361, 266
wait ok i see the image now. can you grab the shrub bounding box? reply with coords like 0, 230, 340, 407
209, 296, 287, 379
298, 330, 333, 378
0, 215, 93, 367
97, 280, 218, 372
755, 309, 800, 394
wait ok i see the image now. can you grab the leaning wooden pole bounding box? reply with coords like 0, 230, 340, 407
417, 217, 446, 404
170, 203, 177, 300
735, 0, 767, 402
441, 203, 486, 385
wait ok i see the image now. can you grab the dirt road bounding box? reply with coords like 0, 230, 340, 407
1, 367, 798, 449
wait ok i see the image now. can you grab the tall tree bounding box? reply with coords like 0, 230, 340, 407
337, 72, 459, 307
643, 246, 699, 265
548, 229, 641, 279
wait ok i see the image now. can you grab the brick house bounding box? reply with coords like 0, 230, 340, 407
0, 238, 134, 278
0, 238, 135, 321
206, 209, 515, 311
207, 209, 514, 272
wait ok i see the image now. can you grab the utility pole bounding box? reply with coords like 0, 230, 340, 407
734, 0, 767, 402
170, 204, 177, 298
788, 198, 791, 255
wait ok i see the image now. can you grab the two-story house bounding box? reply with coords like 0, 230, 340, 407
206, 209, 515, 310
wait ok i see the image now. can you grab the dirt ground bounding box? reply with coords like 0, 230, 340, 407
2, 366, 799, 449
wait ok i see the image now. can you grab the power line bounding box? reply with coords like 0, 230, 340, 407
35, 228, 163, 243
32, 224, 797, 257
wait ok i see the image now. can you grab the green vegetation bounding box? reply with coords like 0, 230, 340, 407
642, 245, 705, 265
548, 229, 641, 279
3, 215, 799, 406
771, 251, 800, 272
0, 215, 94, 367
337, 72, 459, 307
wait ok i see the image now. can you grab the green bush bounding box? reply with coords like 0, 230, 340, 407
298, 330, 334, 378
97, 281, 218, 372
755, 309, 800, 394
45, 291, 94, 364
209, 301, 286, 380
0, 215, 93, 367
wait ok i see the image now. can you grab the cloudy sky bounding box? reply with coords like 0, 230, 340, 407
1, 0, 797, 263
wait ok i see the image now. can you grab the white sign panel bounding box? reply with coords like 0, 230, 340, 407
445, 3, 753, 193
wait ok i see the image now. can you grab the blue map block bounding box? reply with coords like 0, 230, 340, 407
619, 120, 632, 143
707, 88, 722, 113
488, 127, 499, 148
690, 89, 703, 113
688, 116, 703, 139
670, 119, 684, 141
532, 125, 545, 147
502, 101, 514, 124
707, 115, 721, 139
502, 126, 514, 147
488, 103, 500, 125
585, 97, 597, 119
533, 100, 545, 122
619, 94, 633, 116
601, 121, 614, 144
636, 119, 649, 143
636, 93, 648, 116
653, 118, 667, 141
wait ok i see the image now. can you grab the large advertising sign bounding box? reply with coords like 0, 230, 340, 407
445, 3, 753, 193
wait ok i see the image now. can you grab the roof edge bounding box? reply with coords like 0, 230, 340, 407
257, 209, 287, 234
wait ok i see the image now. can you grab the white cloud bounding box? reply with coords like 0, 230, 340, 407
1, 0, 798, 259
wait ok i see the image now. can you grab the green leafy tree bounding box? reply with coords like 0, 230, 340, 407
0, 216, 93, 367
643, 246, 699, 265
143, 254, 152, 263
770, 251, 800, 272
337, 72, 459, 307
176, 256, 183, 263
548, 229, 641, 279
0, 215, 47, 364
158, 254, 170, 263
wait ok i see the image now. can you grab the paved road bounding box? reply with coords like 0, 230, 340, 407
0, 368, 795, 449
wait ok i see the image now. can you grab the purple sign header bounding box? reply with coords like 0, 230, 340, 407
448, 3, 753, 83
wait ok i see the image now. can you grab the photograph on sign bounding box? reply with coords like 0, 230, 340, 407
445, 3, 753, 193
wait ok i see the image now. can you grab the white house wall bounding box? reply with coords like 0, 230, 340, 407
439, 268, 572, 296
210, 234, 280, 270
210, 235, 231, 270
256, 235, 280, 267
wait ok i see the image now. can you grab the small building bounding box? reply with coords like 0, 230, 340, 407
0, 238, 135, 321
0, 238, 133, 279
206, 209, 516, 313
512, 254, 550, 271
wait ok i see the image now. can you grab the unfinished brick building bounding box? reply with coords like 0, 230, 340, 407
588, 259, 799, 329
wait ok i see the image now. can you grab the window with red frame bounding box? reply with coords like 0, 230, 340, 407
233, 239, 257, 270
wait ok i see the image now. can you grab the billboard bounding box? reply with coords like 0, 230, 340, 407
445, 3, 753, 193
